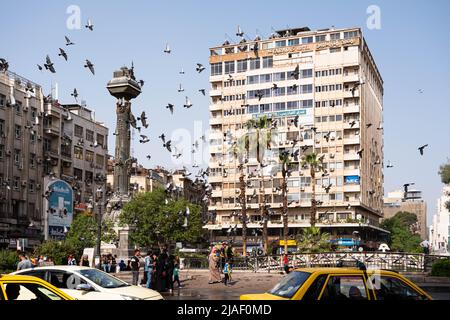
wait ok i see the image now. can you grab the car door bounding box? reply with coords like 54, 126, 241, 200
46, 270, 89, 299
319, 274, 370, 300
372, 275, 430, 300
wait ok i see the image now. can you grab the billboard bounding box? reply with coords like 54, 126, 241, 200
47, 180, 73, 239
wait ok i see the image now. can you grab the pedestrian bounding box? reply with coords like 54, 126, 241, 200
126, 260, 131, 271
156, 251, 167, 292
220, 242, 227, 271
144, 251, 154, 289
283, 254, 290, 274
223, 259, 232, 286
226, 243, 234, 269
17, 252, 32, 271
67, 254, 77, 266
118, 259, 127, 271
80, 254, 90, 267
111, 255, 117, 273
130, 249, 141, 286
166, 254, 175, 293
208, 247, 222, 284
38, 255, 45, 266
173, 262, 182, 288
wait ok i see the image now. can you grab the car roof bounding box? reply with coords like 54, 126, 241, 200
293, 268, 401, 276
14, 265, 93, 272
0, 274, 49, 281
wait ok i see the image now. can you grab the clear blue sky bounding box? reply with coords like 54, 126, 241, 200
1, 0, 449, 226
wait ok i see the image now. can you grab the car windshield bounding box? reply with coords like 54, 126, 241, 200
78, 269, 130, 289
268, 271, 311, 298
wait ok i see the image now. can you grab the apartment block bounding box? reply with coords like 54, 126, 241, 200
430, 186, 450, 254
205, 26, 386, 252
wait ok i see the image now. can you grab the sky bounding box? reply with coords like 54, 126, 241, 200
1, 0, 449, 226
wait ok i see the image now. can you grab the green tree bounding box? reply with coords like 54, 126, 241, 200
438, 162, 450, 184
65, 212, 117, 257
0, 249, 19, 272
119, 188, 203, 249
34, 240, 77, 265
381, 211, 422, 253
301, 153, 324, 227
296, 226, 331, 253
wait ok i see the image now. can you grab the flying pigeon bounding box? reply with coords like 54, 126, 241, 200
183, 96, 193, 108
85, 18, 94, 31
196, 63, 205, 73
166, 103, 174, 114
84, 59, 95, 75
236, 25, 244, 37
199, 89, 206, 96
178, 83, 184, 92
65, 36, 75, 46
0, 58, 9, 72
58, 48, 68, 61
44, 55, 56, 73
71, 88, 78, 101
418, 144, 428, 156
137, 111, 148, 128
163, 140, 172, 152
164, 43, 171, 54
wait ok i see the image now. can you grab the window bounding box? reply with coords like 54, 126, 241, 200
30, 131, 36, 143
14, 149, 21, 166
275, 40, 286, 47
260, 74, 272, 83
330, 47, 341, 53
74, 125, 83, 138
262, 56, 273, 68
30, 153, 36, 168
301, 69, 313, 78
249, 58, 260, 70
237, 59, 247, 73
15, 125, 21, 139
287, 101, 299, 110
247, 105, 259, 114
29, 180, 35, 193
288, 38, 299, 46
86, 129, 94, 142
302, 275, 328, 300
273, 72, 286, 81
287, 86, 298, 95
269, 271, 311, 299
74, 168, 83, 180
85, 150, 94, 162
300, 84, 313, 94
321, 276, 368, 300
330, 33, 341, 40
344, 31, 358, 39
31, 107, 37, 119
0, 119, 4, 136
211, 62, 224, 76
372, 276, 428, 300
16, 101, 22, 115
96, 134, 105, 148
315, 35, 326, 42
302, 36, 313, 44
300, 100, 313, 108
96, 154, 104, 167
74, 146, 83, 160
0, 94, 6, 107
247, 75, 259, 85
224, 61, 235, 74
13, 176, 20, 190
274, 102, 286, 111
2, 282, 65, 300
273, 87, 285, 97
260, 104, 271, 113
48, 270, 87, 290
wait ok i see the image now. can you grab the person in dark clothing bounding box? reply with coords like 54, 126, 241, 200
166, 254, 175, 293
156, 251, 168, 292
226, 245, 234, 269
118, 260, 126, 271
130, 249, 141, 286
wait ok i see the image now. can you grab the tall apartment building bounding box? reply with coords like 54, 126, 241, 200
0, 71, 45, 249
43, 102, 109, 214
430, 185, 449, 254
383, 189, 427, 240
205, 27, 386, 252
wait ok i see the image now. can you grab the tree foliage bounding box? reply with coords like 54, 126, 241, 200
119, 188, 204, 248
381, 211, 422, 253
296, 227, 331, 253
34, 240, 77, 265
65, 212, 117, 257
0, 249, 18, 272
438, 162, 450, 184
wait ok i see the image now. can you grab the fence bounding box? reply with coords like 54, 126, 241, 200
181, 252, 450, 273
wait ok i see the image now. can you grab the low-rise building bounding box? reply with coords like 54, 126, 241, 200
430, 186, 449, 254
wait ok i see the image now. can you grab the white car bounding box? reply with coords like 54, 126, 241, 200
12, 266, 163, 300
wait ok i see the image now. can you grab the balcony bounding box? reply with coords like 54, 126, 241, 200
44, 124, 60, 136
343, 105, 360, 113
211, 189, 222, 198
343, 153, 360, 161
343, 168, 360, 176
209, 117, 223, 125
343, 73, 360, 83
343, 136, 360, 145
343, 89, 359, 98
343, 121, 360, 130
208, 175, 222, 183
209, 89, 222, 97
343, 184, 361, 192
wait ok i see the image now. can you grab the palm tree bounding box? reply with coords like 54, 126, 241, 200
296, 226, 331, 253
279, 150, 291, 254
245, 115, 273, 254
301, 152, 323, 227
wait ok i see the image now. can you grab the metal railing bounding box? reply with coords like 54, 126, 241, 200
180, 252, 450, 273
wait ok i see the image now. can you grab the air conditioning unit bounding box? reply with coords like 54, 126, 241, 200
23, 106, 29, 112
21, 180, 27, 187
37, 135, 42, 140
36, 184, 41, 190
330, 168, 335, 172
6, 150, 11, 156
330, 153, 335, 158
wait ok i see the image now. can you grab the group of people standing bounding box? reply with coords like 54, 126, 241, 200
130, 249, 182, 293
208, 242, 234, 286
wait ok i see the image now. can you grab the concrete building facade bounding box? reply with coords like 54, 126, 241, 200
430, 186, 449, 255
205, 26, 386, 252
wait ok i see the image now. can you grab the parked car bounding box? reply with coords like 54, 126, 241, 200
240, 267, 432, 300
0, 274, 74, 300
12, 266, 163, 300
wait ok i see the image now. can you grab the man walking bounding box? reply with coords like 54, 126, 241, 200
130, 249, 141, 286
144, 251, 154, 289
17, 252, 32, 271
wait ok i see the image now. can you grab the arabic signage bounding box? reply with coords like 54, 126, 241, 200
252, 109, 307, 119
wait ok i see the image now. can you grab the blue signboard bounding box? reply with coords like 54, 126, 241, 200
252, 109, 307, 119
344, 175, 360, 185
47, 180, 73, 239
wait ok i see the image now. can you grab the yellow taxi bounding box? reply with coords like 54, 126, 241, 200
240, 267, 432, 300
0, 274, 74, 300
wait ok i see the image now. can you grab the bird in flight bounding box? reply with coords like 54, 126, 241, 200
178, 83, 184, 92
386, 160, 394, 168
255, 90, 264, 101
290, 115, 299, 128
65, 36, 75, 46
351, 81, 365, 97
71, 88, 78, 101
0, 58, 9, 72
183, 96, 193, 108
137, 111, 148, 128
418, 89, 424, 94
290, 65, 300, 80
196, 63, 205, 73
418, 144, 428, 156
236, 25, 244, 37
198, 89, 206, 96
37, 64, 43, 71
166, 103, 174, 114
349, 120, 357, 128
85, 18, 94, 31
163, 140, 172, 152
58, 48, 68, 61
146, 155, 151, 160
357, 148, 364, 158
139, 135, 150, 143
164, 43, 171, 54
138, 80, 144, 87
84, 59, 95, 75
366, 123, 372, 128
403, 183, 415, 193
44, 55, 56, 73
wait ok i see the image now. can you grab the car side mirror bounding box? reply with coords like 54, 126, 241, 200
76, 284, 93, 291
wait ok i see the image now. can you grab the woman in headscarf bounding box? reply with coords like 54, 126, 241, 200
208, 246, 222, 284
